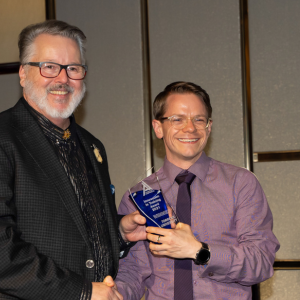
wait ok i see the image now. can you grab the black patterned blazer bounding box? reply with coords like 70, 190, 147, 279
0, 99, 119, 300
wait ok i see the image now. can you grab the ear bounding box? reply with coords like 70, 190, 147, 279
19, 65, 27, 88
152, 119, 164, 139
207, 119, 213, 137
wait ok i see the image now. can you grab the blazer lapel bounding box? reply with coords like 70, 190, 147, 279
11, 100, 91, 250
76, 127, 119, 264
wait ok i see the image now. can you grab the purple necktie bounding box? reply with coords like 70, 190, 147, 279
174, 171, 196, 300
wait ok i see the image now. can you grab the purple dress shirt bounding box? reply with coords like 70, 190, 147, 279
116, 152, 280, 300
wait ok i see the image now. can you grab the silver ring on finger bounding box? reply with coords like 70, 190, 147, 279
157, 235, 161, 242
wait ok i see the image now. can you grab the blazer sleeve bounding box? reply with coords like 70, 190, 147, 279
0, 145, 87, 300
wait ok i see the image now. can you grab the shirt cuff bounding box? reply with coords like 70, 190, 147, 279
118, 228, 136, 258
196, 244, 232, 279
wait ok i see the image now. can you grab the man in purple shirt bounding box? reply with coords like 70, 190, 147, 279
115, 81, 280, 299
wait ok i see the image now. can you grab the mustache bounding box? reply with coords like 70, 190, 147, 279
47, 84, 74, 93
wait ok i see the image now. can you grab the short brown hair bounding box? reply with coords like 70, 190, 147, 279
18, 20, 86, 64
153, 81, 212, 120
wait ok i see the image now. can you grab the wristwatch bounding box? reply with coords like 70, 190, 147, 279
193, 242, 210, 265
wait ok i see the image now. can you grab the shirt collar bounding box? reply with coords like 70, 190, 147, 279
162, 152, 211, 184
22, 97, 77, 143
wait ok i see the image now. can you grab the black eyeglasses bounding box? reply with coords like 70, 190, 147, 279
23, 62, 88, 80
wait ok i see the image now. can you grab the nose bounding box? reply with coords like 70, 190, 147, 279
55, 68, 69, 83
182, 118, 197, 132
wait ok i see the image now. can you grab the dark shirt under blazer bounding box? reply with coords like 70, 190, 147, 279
0, 99, 119, 300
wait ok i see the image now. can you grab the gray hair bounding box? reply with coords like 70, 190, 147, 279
18, 20, 87, 64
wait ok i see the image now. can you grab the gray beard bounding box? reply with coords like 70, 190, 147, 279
23, 80, 86, 119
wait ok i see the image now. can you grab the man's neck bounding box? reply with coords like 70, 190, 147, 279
48, 116, 70, 130
165, 153, 203, 170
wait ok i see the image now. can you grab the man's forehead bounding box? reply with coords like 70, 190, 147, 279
165, 93, 207, 111
29, 34, 81, 62
32, 33, 78, 48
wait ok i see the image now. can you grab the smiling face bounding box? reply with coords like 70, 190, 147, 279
152, 93, 212, 169
19, 34, 85, 129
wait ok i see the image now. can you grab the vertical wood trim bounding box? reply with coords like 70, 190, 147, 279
240, 1, 259, 298
140, 0, 153, 174
240, 0, 253, 172
45, 0, 56, 20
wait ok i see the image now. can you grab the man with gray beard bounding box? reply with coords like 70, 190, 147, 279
0, 20, 146, 300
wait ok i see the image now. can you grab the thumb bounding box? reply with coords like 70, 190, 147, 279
134, 212, 146, 225
103, 275, 115, 287
167, 205, 176, 229
175, 222, 184, 230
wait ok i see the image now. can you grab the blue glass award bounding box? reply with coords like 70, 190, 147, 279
129, 170, 178, 229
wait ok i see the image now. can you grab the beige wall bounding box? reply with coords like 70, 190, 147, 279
248, 1, 300, 298
55, 0, 146, 204
0, 73, 22, 111
0, 0, 45, 63
148, 0, 244, 170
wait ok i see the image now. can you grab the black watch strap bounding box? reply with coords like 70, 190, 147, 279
193, 242, 210, 265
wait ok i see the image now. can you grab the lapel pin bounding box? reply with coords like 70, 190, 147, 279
110, 184, 115, 195
91, 144, 103, 163
63, 129, 71, 140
